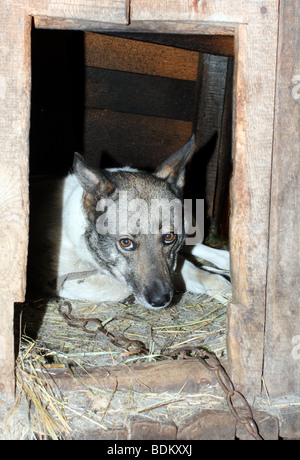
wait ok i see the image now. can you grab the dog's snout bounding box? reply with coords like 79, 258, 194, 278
143, 280, 172, 308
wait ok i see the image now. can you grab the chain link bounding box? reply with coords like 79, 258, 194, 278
58, 301, 263, 440
58, 301, 148, 355
171, 346, 263, 440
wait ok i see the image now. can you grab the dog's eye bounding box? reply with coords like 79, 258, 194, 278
163, 232, 177, 245
119, 238, 135, 251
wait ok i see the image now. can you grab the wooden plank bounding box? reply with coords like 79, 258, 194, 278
45, 358, 219, 393
83, 109, 193, 169
85, 67, 197, 121
129, 420, 177, 440
177, 410, 236, 440
193, 53, 229, 217
34, 17, 235, 36
30, 0, 129, 24
263, 0, 300, 398
105, 33, 234, 57
0, 4, 31, 398
227, 14, 279, 396
131, 0, 266, 24
278, 405, 300, 439
236, 411, 278, 440
213, 58, 234, 238
84, 33, 199, 80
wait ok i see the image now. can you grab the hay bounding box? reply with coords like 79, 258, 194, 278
1, 334, 227, 440
0, 338, 71, 440
15, 290, 229, 368
1, 291, 231, 439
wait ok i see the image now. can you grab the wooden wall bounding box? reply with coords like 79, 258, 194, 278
263, 0, 300, 402
82, 33, 197, 170
0, 3, 31, 398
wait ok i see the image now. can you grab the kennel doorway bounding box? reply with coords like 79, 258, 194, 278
1, 0, 299, 440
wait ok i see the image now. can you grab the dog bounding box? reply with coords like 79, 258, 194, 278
28, 135, 231, 309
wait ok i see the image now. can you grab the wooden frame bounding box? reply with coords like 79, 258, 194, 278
0, 1, 299, 436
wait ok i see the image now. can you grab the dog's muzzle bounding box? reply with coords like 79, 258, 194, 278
143, 279, 173, 308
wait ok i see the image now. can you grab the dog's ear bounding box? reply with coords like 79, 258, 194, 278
154, 135, 196, 191
73, 152, 115, 197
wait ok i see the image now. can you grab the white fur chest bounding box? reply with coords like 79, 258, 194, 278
58, 175, 96, 273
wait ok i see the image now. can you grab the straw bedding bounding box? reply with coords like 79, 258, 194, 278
1, 291, 230, 439
16, 291, 228, 367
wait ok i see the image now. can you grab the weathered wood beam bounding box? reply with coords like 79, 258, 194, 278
0, 3, 31, 398
30, 0, 129, 25
44, 358, 219, 393
263, 0, 300, 398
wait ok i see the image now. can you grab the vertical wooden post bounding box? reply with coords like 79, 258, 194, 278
0, 3, 31, 398
227, 15, 279, 395
263, 0, 300, 398
195, 53, 229, 217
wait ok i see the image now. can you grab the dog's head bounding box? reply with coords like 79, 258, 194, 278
73, 136, 196, 309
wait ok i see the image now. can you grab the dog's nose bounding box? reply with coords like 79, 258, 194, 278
149, 291, 171, 308
143, 281, 172, 308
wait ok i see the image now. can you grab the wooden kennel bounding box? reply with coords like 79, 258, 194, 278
0, 0, 299, 439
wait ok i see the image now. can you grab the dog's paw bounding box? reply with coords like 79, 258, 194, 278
178, 257, 231, 303
201, 273, 232, 303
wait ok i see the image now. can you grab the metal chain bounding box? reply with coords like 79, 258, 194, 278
57, 301, 148, 356
58, 301, 263, 440
170, 346, 263, 440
